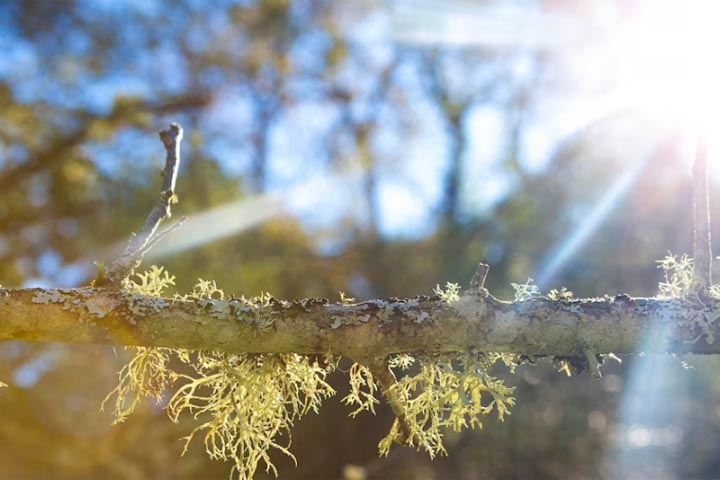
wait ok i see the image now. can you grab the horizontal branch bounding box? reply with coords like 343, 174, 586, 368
2, 287, 719, 357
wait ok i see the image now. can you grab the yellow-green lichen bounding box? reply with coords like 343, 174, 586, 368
342, 362, 379, 417
121, 266, 174, 322
377, 353, 516, 459
104, 348, 336, 480
434, 282, 461, 303
548, 287, 574, 301
511, 279, 541, 302
656, 253, 720, 344
101, 346, 174, 423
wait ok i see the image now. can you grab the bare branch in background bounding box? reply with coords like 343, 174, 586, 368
692, 132, 712, 291
105, 124, 184, 284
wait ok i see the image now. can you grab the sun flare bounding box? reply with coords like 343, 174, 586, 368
607, 0, 720, 129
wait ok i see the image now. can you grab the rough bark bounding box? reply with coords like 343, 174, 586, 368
3, 287, 719, 359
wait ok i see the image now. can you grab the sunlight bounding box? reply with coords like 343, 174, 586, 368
603, 0, 720, 131
535, 153, 651, 288
146, 168, 363, 259
611, 327, 687, 478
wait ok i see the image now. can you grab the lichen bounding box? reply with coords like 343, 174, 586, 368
101, 347, 174, 423
656, 253, 720, 344
342, 362, 379, 416
434, 282, 461, 303
377, 353, 516, 459
31, 289, 69, 305
121, 266, 174, 320
105, 348, 336, 480
511, 279, 541, 302
548, 287, 574, 301
657, 253, 694, 298
408, 310, 430, 323
125, 293, 170, 318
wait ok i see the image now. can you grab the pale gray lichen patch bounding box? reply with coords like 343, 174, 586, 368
634, 299, 652, 315
85, 297, 113, 319
668, 298, 719, 345
565, 304, 582, 314
32, 289, 70, 305
73, 288, 95, 298
389, 299, 434, 324
207, 299, 280, 333
409, 310, 430, 324
208, 300, 231, 319
330, 313, 372, 329
125, 293, 170, 318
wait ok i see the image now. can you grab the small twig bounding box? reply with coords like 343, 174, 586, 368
106, 123, 184, 284
140, 216, 187, 257
468, 262, 490, 296
582, 346, 602, 379
692, 131, 712, 292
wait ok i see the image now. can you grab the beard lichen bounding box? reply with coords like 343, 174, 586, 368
656, 253, 720, 345
167, 351, 336, 480
342, 362, 380, 417
657, 253, 695, 298
433, 282, 462, 303
511, 278, 541, 302
376, 353, 516, 459
101, 346, 174, 422
104, 347, 337, 480
105, 267, 338, 479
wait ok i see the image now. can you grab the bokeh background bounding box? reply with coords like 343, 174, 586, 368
2, 1, 720, 479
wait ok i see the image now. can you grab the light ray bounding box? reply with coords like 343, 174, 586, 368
145, 167, 363, 260
535, 157, 648, 289
35, 168, 363, 287
610, 324, 686, 479
533, 124, 673, 288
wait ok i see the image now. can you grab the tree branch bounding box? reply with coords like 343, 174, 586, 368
105, 124, 184, 283
3, 287, 720, 357
4, 124, 720, 363
692, 131, 712, 291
